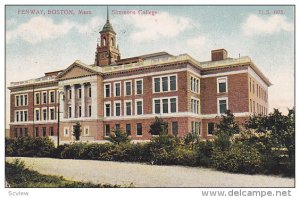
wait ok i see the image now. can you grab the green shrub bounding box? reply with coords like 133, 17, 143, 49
194, 140, 214, 167
212, 142, 263, 174
80, 143, 113, 160
5, 137, 55, 157
60, 143, 87, 159
107, 128, 131, 145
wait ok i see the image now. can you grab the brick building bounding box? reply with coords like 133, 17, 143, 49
8, 12, 271, 144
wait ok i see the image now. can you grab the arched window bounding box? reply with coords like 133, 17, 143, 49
103, 37, 106, 46
111, 37, 115, 47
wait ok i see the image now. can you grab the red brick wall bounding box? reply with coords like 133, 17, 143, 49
200, 73, 249, 114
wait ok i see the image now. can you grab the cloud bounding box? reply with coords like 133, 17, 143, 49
242, 14, 293, 36
186, 35, 207, 49
6, 16, 103, 44
123, 12, 193, 42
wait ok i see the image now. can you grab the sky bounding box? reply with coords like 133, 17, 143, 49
5, 5, 295, 128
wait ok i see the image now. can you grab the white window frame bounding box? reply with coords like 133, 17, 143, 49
217, 77, 228, 93
42, 107, 47, 121
124, 80, 132, 96
15, 95, 19, 107
191, 97, 200, 114
104, 83, 111, 98
15, 111, 19, 122
124, 100, 132, 116
64, 127, 69, 137
217, 97, 228, 115
190, 75, 200, 94
135, 99, 144, 115
34, 108, 40, 121
104, 124, 110, 137
84, 126, 89, 136
152, 96, 178, 114
104, 101, 111, 117
42, 91, 47, 104
78, 88, 82, 99
152, 74, 178, 93
34, 92, 40, 105
114, 100, 122, 116
49, 107, 55, 120
114, 81, 121, 97
49, 91, 55, 104
135, 79, 143, 95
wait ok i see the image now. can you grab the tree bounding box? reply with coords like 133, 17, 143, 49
245, 108, 295, 161
149, 117, 168, 136
108, 128, 131, 145
72, 122, 81, 141
214, 110, 240, 151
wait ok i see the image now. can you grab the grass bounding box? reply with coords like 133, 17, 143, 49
5, 159, 122, 188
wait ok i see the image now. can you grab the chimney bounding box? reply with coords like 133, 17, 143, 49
211, 49, 228, 61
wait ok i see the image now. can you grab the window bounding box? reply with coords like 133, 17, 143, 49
19, 128, 23, 137
114, 82, 121, 97
35, 93, 40, 105
154, 78, 160, 92
78, 88, 82, 99
170, 76, 177, 91
105, 102, 111, 117
20, 111, 23, 122
190, 76, 200, 93
20, 95, 23, 106
89, 105, 92, 117
253, 82, 255, 93
256, 84, 258, 97
135, 100, 143, 115
191, 122, 200, 135
42, 127, 46, 137
218, 98, 228, 114
35, 109, 40, 121
162, 99, 168, 113
136, 123, 142, 136
88, 86, 92, 97
154, 75, 177, 93
250, 99, 252, 112
24, 111, 27, 122
125, 101, 132, 116
16, 111, 19, 122
170, 98, 177, 113
16, 96, 19, 106
50, 108, 55, 120
172, 122, 178, 135
105, 125, 110, 137
217, 77, 227, 93
78, 106, 82, 117
115, 124, 120, 131
42, 92, 47, 104
24, 95, 28, 106
114, 102, 121, 116
154, 99, 161, 114
35, 127, 39, 137
135, 79, 143, 95
208, 123, 215, 135
162, 77, 168, 91
50, 91, 55, 103
84, 127, 89, 136
43, 108, 47, 120
64, 127, 69, 136
249, 78, 252, 92
190, 98, 200, 114
104, 84, 111, 98
126, 124, 131, 135
154, 97, 177, 114
125, 81, 132, 96
68, 106, 72, 118
49, 127, 54, 136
